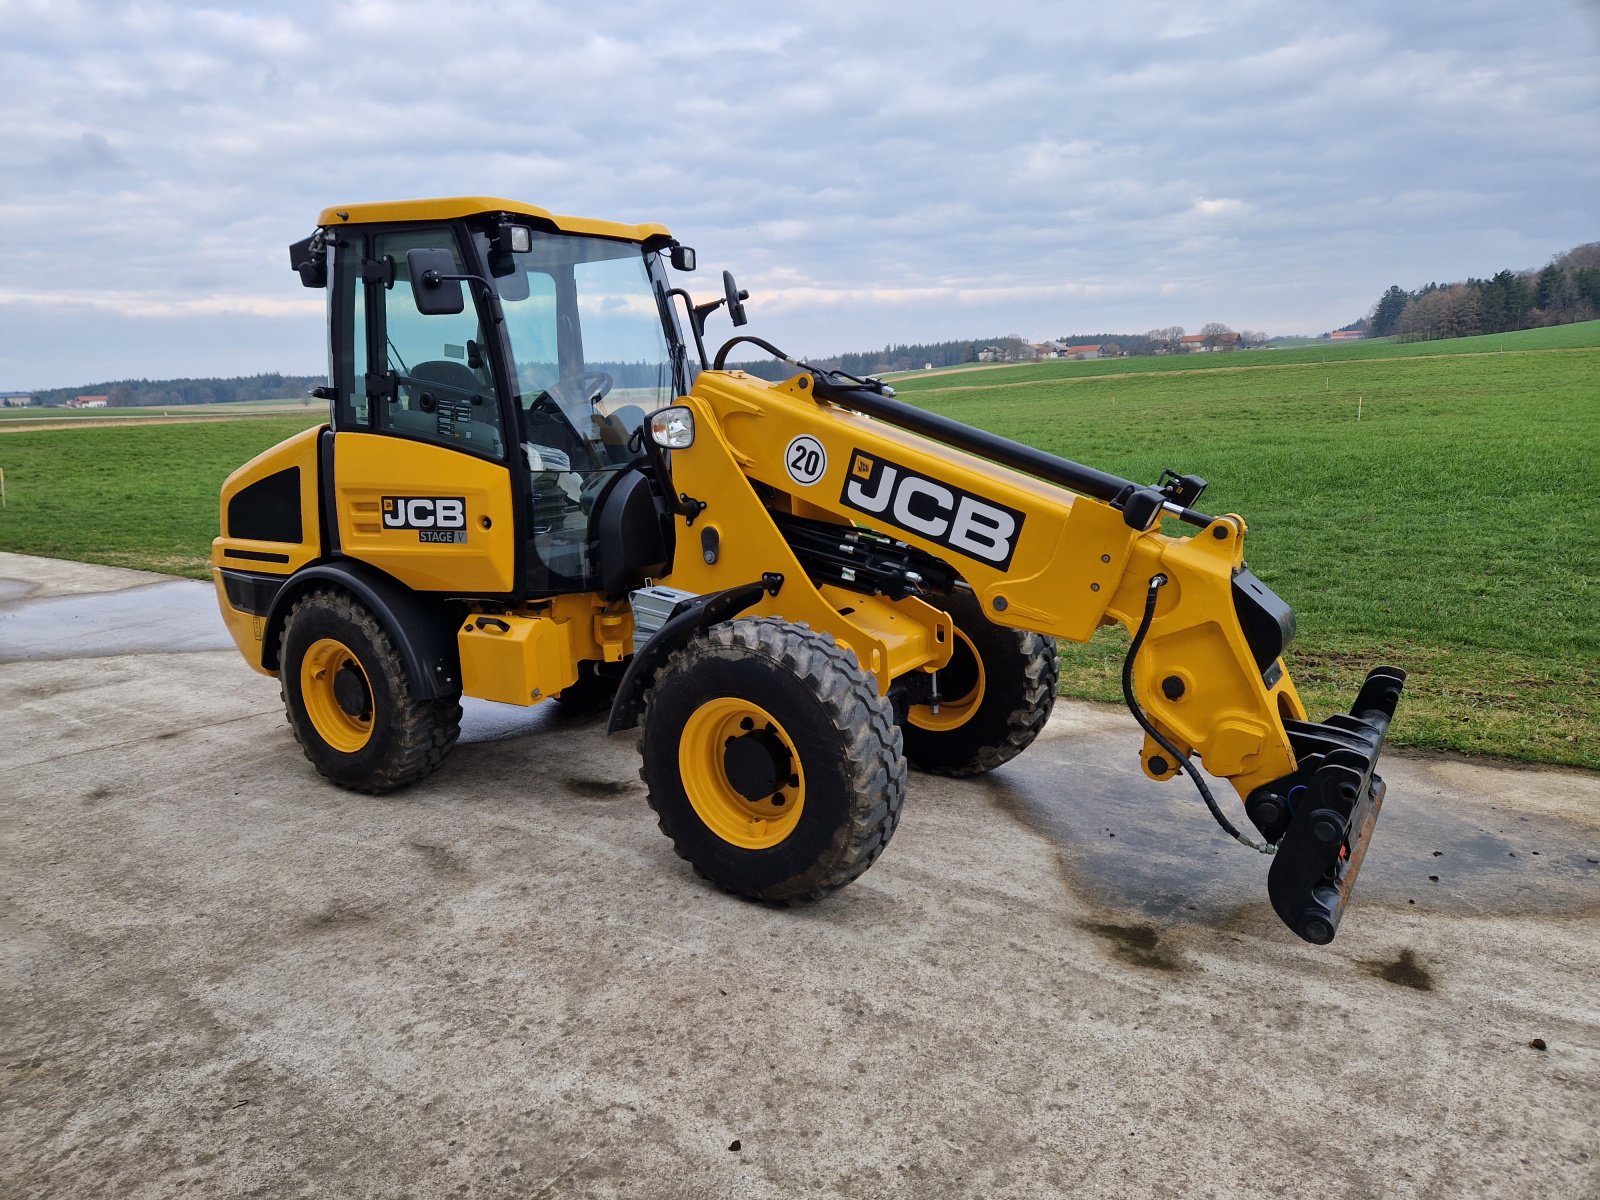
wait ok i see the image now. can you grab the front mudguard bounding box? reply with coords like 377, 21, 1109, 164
605, 578, 777, 734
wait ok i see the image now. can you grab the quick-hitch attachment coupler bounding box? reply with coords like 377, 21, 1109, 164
1245, 666, 1408, 944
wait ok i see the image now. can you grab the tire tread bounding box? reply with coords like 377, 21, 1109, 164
639, 618, 906, 902
280, 588, 462, 794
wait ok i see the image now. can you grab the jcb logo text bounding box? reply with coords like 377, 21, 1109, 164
839, 452, 1023, 568
382, 496, 466, 530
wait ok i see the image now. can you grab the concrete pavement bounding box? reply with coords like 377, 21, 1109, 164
2, 551, 1596, 1198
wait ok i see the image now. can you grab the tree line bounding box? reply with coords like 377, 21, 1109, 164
1362, 242, 1599, 343
723, 324, 1266, 379
724, 339, 1009, 381
29, 373, 326, 408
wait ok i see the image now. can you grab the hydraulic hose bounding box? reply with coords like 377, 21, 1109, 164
712, 335, 804, 372
1123, 576, 1274, 855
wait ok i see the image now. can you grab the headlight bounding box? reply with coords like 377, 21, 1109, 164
649, 406, 695, 449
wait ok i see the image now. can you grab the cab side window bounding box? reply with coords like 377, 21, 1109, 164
374, 229, 504, 460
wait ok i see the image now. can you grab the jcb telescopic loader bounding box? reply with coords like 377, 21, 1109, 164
214, 197, 1405, 945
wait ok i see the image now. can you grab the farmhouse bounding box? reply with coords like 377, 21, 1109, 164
1062, 344, 1104, 360
1180, 333, 1241, 352
67, 395, 110, 408
1330, 330, 1367, 341
0, 391, 33, 407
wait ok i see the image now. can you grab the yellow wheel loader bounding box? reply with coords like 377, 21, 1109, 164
214, 197, 1406, 944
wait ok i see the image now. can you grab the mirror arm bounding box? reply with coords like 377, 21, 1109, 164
421, 269, 493, 293
665, 287, 711, 371
419, 270, 504, 323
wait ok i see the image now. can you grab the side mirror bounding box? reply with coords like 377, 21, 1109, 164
407, 248, 465, 315
723, 270, 748, 327
289, 234, 326, 289
670, 244, 696, 272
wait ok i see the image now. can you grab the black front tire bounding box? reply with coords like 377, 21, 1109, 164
639, 618, 906, 902
900, 588, 1058, 777
279, 588, 462, 794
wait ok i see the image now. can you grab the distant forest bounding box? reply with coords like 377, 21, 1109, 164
1352, 241, 1599, 343
29, 373, 325, 408
723, 328, 1266, 380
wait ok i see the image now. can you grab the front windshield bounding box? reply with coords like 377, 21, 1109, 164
476, 230, 677, 466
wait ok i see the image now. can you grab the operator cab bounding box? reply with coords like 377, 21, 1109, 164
308, 198, 689, 601
489, 228, 678, 592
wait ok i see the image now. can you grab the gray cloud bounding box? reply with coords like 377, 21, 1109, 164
0, 0, 1596, 387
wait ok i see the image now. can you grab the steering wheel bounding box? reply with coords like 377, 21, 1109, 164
544, 371, 614, 409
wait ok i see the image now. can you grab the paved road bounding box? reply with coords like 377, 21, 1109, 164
2, 551, 1596, 1199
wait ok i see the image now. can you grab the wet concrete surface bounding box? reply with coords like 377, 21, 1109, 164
2, 550, 1597, 1199
0, 579, 235, 661
991, 716, 1600, 928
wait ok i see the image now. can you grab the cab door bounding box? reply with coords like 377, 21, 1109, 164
332, 225, 518, 595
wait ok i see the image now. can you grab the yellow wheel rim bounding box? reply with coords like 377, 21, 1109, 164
907, 627, 986, 732
300, 638, 374, 753
679, 697, 806, 850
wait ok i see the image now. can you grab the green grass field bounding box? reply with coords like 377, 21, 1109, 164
0, 398, 316, 422
1, 322, 1595, 767
892, 322, 1600, 768
0, 417, 323, 575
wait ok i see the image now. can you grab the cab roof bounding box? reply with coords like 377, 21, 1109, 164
316, 196, 670, 243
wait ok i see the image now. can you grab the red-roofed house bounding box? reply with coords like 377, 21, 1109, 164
67, 395, 110, 408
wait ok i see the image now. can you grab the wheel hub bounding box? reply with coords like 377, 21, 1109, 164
723, 724, 794, 803
300, 637, 375, 754
678, 697, 807, 849
333, 661, 372, 719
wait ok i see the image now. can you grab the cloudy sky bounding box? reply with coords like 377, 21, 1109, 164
1, 0, 1596, 390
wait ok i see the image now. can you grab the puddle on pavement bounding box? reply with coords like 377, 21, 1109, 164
979, 732, 1600, 929
0, 578, 605, 751
0, 580, 234, 661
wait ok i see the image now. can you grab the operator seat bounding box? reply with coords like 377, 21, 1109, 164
411, 359, 488, 398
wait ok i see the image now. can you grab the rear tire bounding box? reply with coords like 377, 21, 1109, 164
639, 618, 906, 902
279, 588, 462, 793
900, 588, 1057, 777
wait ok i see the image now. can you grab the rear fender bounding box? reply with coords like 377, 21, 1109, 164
262, 560, 462, 700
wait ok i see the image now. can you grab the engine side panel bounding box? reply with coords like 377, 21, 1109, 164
211, 424, 326, 670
